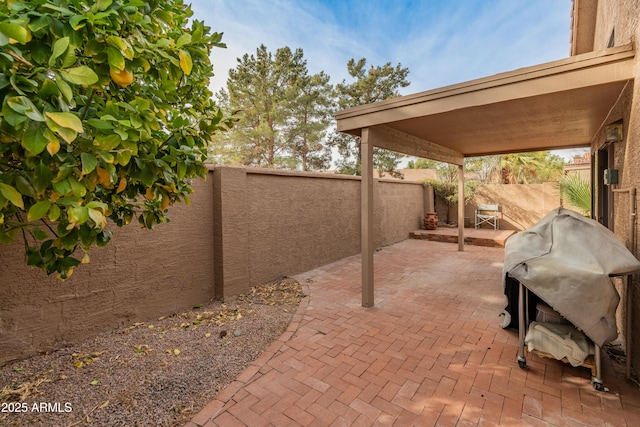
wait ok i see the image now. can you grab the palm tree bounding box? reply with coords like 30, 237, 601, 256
489, 152, 563, 184
560, 173, 591, 216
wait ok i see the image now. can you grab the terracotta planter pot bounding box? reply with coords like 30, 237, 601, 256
424, 212, 438, 230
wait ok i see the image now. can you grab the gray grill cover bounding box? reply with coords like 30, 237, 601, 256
504, 208, 640, 347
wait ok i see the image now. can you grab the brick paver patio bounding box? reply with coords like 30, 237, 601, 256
187, 239, 640, 426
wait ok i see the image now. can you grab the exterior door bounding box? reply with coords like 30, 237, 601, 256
596, 144, 614, 228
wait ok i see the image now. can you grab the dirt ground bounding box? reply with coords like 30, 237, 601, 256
0, 277, 304, 427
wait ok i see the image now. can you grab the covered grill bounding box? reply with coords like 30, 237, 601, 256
501, 208, 640, 389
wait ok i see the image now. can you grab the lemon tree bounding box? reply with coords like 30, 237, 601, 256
0, 0, 230, 278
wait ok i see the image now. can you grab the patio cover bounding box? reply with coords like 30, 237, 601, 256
336, 44, 634, 158
334, 44, 636, 307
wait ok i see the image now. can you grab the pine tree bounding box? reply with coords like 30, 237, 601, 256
213, 45, 333, 170
329, 58, 410, 177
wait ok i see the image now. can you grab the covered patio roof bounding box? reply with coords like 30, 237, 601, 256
335, 44, 635, 307
337, 44, 635, 163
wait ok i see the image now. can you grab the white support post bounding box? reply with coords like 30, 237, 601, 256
361, 128, 374, 307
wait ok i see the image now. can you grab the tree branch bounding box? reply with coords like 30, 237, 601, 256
80, 88, 95, 121
40, 218, 59, 238
5, 49, 35, 68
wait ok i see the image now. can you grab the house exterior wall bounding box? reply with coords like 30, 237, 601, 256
589, 0, 640, 374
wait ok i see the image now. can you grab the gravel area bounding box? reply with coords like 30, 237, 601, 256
0, 278, 304, 426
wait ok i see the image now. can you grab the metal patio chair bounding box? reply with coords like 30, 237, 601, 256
475, 204, 499, 229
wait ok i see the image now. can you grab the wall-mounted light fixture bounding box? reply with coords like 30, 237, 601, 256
605, 123, 623, 142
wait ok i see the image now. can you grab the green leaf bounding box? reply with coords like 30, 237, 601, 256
176, 33, 191, 48
106, 35, 126, 50
87, 119, 113, 130
94, 134, 121, 150
61, 48, 77, 69
140, 166, 156, 187
177, 162, 187, 179
59, 66, 99, 86
41, 3, 74, 15
49, 37, 70, 67
39, 79, 60, 98
0, 74, 9, 91
0, 227, 19, 244
69, 206, 89, 225
26, 248, 42, 265
48, 203, 61, 221
107, 46, 125, 71
96, 151, 114, 164
56, 196, 82, 207
55, 74, 73, 103
0, 23, 28, 45
46, 122, 77, 144
28, 201, 52, 222
154, 10, 173, 25
7, 96, 44, 121
45, 112, 83, 133
29, 15, 49, 33
32, 227, 49, 240
15, 176, 36, 198
130, 114, 143, 129
22, 122, 49, 155
94, 0, 113, 12
81, 153, 98, 174
115, 151, 132, 165
53, 178, 72, 196
33, 163, 53, 193
86, 201, 108, 211
2, 102, 27, 126
0, 183, 24, 209
69, 15, 88, 30
68, 176, 87, 197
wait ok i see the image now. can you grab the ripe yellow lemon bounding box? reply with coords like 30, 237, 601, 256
110, 68, 134, 87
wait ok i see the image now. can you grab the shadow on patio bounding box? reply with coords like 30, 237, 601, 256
188, 239, 640, 427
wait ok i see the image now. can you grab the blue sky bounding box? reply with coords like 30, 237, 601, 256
189, 0, 585, 161
192, 0, 573, 94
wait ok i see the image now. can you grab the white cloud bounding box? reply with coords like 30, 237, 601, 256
191, 0, 572, 95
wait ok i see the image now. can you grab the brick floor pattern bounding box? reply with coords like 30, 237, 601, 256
187, 239, 640, 427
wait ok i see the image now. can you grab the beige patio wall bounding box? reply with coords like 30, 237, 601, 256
469, 183, 561, 230
0, 167, 426, 365
214, 167, 426, 298
433, 183, 561, 230
0, 176, 216, 366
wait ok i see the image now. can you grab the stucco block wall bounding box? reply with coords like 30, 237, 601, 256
375, 179, 425, 245
434, 183, 560, 230
470, 184, 561, 230
0, 176, 216, 365
221, 168, 425, 294
213, 167, 249, 298
0, 167, 426, 364
592, 0, 640, 375
245, 170, 361, 287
